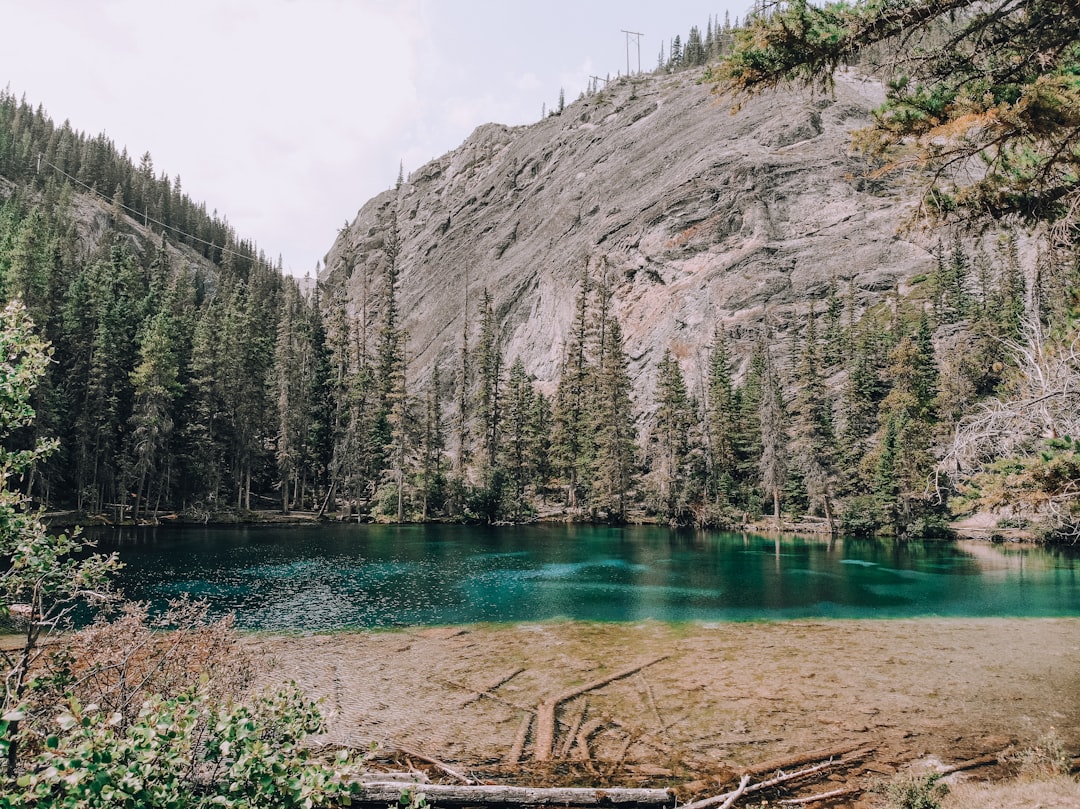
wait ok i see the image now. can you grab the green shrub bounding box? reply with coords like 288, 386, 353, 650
884, 772, 948, 809
2, 685, 361, 808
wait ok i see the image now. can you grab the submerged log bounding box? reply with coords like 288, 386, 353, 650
357, 782, 676, 807
534, 655, 669, 761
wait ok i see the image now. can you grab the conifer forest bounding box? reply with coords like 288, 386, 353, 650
2, 5, 1080, 544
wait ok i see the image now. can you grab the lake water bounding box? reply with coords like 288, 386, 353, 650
89, 523, 1080, 631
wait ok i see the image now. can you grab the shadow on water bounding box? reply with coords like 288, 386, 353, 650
84, 523, 1080, 631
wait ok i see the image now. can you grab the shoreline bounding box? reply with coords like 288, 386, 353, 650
47, 507, 1048, 545
245, 617, 1080, 797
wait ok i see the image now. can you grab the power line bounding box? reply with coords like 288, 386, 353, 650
37, 153, 259, 263
621, 30, 643, 75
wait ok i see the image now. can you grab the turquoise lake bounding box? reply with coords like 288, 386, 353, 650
90, 523, 1080, 631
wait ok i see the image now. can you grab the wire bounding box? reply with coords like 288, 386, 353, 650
37, 153, 262, 264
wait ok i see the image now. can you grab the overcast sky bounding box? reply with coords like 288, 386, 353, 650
1, 1, 748, 277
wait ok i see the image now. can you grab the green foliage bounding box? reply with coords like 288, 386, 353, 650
714, 0, 1080, 233
1005, 728, 1073, 777
1, 685, 361, 809
883, 772, 948, 809
0, 300, 120, 774
839, 494, 882, 536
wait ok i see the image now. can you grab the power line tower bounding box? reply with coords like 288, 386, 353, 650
621, 30, 643, 75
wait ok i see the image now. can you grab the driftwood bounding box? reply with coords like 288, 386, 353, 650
716, 774, 751, 809
357, 782, 675, 807
576, 717, 606, 762
534, 655, 669, 761
506, 713, 533, 765
742, 742, 865, 776
679, 759, 843, 809
937, 752, 1001, 775
777, 787, 859, 805
559, 700, 588, 759
394, 743, 474, 784
459, 668, 525, 708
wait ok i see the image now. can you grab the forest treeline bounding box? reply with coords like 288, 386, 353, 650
2, 75, 1079, 539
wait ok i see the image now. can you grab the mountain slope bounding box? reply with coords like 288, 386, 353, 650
323, 69, 927, 408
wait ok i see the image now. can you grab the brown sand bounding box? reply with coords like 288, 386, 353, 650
246, 618, 1080, 804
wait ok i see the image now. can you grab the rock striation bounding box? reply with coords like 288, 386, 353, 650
322, 69, 933, 411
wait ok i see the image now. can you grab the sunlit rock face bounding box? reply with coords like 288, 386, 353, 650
322, 68, 929, 414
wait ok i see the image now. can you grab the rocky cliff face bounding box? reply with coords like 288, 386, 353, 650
323, 69, 931, 410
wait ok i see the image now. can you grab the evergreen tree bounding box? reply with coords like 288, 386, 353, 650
705, 328, 739, 506
126, 309, 180, 520
871, 312, 940, 534
502, 358, 534, 520
551, 267, 593, 507
648, 350, 694, 523
793, 308, 837, 529
590, 318, 636, 520
418, 366, 446, 519
473, 288, 502, 471
756, 337, 787, 525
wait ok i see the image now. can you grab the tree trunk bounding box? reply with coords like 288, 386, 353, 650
355, 783, 674, 808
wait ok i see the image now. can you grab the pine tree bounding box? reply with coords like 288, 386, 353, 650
756, 337, 787, 525
126, 309, 180, 520
272, 282, 309, 512
705, 328, 739, 506
502, 358, 534, 520
474, 288, 502, 471
526, 390, 553, 498
649, 350, 694, 523
794, 308, 837, 529
418, 366, 446, 519
590, 318, 636, 520
871, 312, 940, 534
551, 267, 593, 508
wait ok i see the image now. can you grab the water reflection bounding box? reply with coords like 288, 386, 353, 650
86, 524, 1080, 631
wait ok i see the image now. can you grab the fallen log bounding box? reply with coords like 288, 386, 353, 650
679, 759, 843, 809
356, 782, 676, 807
534, 655, 669, 761
937, 752, 1001, 775
777, 787, 859, 805
559, 701, 588, 759
717, 775, 750, 809
507, 713, 533, 765
742, 742, 865, 776
459, 668, 525, 708
394, 743, 474, 785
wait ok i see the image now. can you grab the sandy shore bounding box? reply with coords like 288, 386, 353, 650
244, 619, 1080, 801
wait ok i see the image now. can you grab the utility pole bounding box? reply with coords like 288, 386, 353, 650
622, 30, 643, 75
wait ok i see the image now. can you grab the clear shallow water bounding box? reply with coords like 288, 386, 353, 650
88, 523, 1080, 631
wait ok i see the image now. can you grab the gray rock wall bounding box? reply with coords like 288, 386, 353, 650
322, 69, 934, 416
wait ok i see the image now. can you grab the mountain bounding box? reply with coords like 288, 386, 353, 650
322, 69, 927, 407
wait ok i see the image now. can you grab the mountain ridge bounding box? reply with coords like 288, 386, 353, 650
323, 68, 929, 412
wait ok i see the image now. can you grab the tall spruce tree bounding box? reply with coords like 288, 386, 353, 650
551, 267, 593, 508
590, 318, 636, 520
649, 350, 694, 523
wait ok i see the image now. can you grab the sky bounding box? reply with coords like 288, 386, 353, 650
1, 1, 748, 277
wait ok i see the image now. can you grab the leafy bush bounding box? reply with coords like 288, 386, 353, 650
1005, 728, 1073, 779
1, 686, 361, 808
884, 772, 948, 809
839, 495, 882, 536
